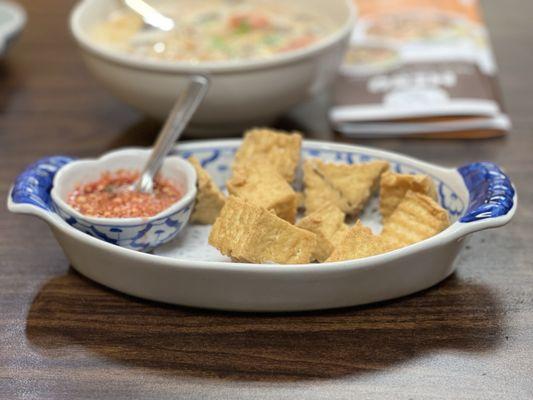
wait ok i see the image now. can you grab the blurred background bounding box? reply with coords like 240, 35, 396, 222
1, 0, 528, 165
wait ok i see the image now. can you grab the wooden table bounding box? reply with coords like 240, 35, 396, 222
1, 1, 532, 398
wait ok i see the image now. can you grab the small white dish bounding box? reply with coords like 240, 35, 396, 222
0, 0, 26, 56
51, 148, 197, 251
8, 140, 517, 312
69, 0, 356, 133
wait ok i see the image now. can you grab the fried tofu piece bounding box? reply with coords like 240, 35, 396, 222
327, 191, 450, 262
188, 156, 226, 225
381, 190, 450, 250
303, 158, 389, 216
326, 221, 392, 262
380, 171, 437, 221
232, 128, 302, 183
227, 164, 298, 223
209, 197, 317, 264
296, 203, 349, 262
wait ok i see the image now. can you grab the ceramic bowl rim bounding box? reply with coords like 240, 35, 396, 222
50, 148, 198, 227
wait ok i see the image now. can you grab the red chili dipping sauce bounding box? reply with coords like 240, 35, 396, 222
67, 170, 183, 218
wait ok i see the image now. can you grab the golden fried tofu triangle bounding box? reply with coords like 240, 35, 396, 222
232, 128, 302, 183
326, 191, 450, 263
303, 158, 389, 216
326, 221, 392, 262
188, 156, 226, 225
296, 202, 349, 262
204, 128, 450, 265
227, 162, 297, 223
380, 171, 437, 221
382, 190, 449, 250
209, 196, 317, 264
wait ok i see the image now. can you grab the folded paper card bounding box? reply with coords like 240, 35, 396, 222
330, 0, 510, 138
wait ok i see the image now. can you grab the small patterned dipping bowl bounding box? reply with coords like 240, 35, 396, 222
15, 148, 197, 252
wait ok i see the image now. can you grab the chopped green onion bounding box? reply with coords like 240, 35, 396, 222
263, 34, 281, 46
234, 21, 252, 35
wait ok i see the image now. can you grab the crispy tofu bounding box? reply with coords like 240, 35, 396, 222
188, 156, 226, 225
296, 203, 349, 262
232, 128, 302, 182
326, 221, 392, 262
327, 191, 449, 262
380, 171, 438, 221
227, 164, 298, 223
381, 190, 449, 250
209, 197, 317, 264
303, 158, 389, 216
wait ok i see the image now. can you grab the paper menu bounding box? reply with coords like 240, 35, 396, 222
330, 0, 510, 138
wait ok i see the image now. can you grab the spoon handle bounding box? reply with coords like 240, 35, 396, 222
124, 0, 175, 31
135, 75, 209, 193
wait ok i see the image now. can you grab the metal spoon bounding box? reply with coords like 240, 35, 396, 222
123, 0, 175, 32
134, 75, 209, 193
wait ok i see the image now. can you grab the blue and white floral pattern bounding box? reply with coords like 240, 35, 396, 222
174, 145, 468, 219
12, 144, 515, 253
11, 156, 74, 211
54, 203, 192, 252
458, 162, 515, 222
11, 156, 193, 252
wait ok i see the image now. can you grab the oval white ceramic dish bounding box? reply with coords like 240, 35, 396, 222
8, 140, 517, 312
69, 0, 356, 133
50, 148, 197, 251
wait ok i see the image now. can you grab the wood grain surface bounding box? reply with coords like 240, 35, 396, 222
1, 1, 532, 399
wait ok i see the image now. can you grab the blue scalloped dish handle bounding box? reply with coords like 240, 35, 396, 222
10, 156, 75, 211
458, 162, 515, 223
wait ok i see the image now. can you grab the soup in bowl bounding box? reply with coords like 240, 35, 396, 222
92, 0, 337, 63
70, 0, 356, 132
